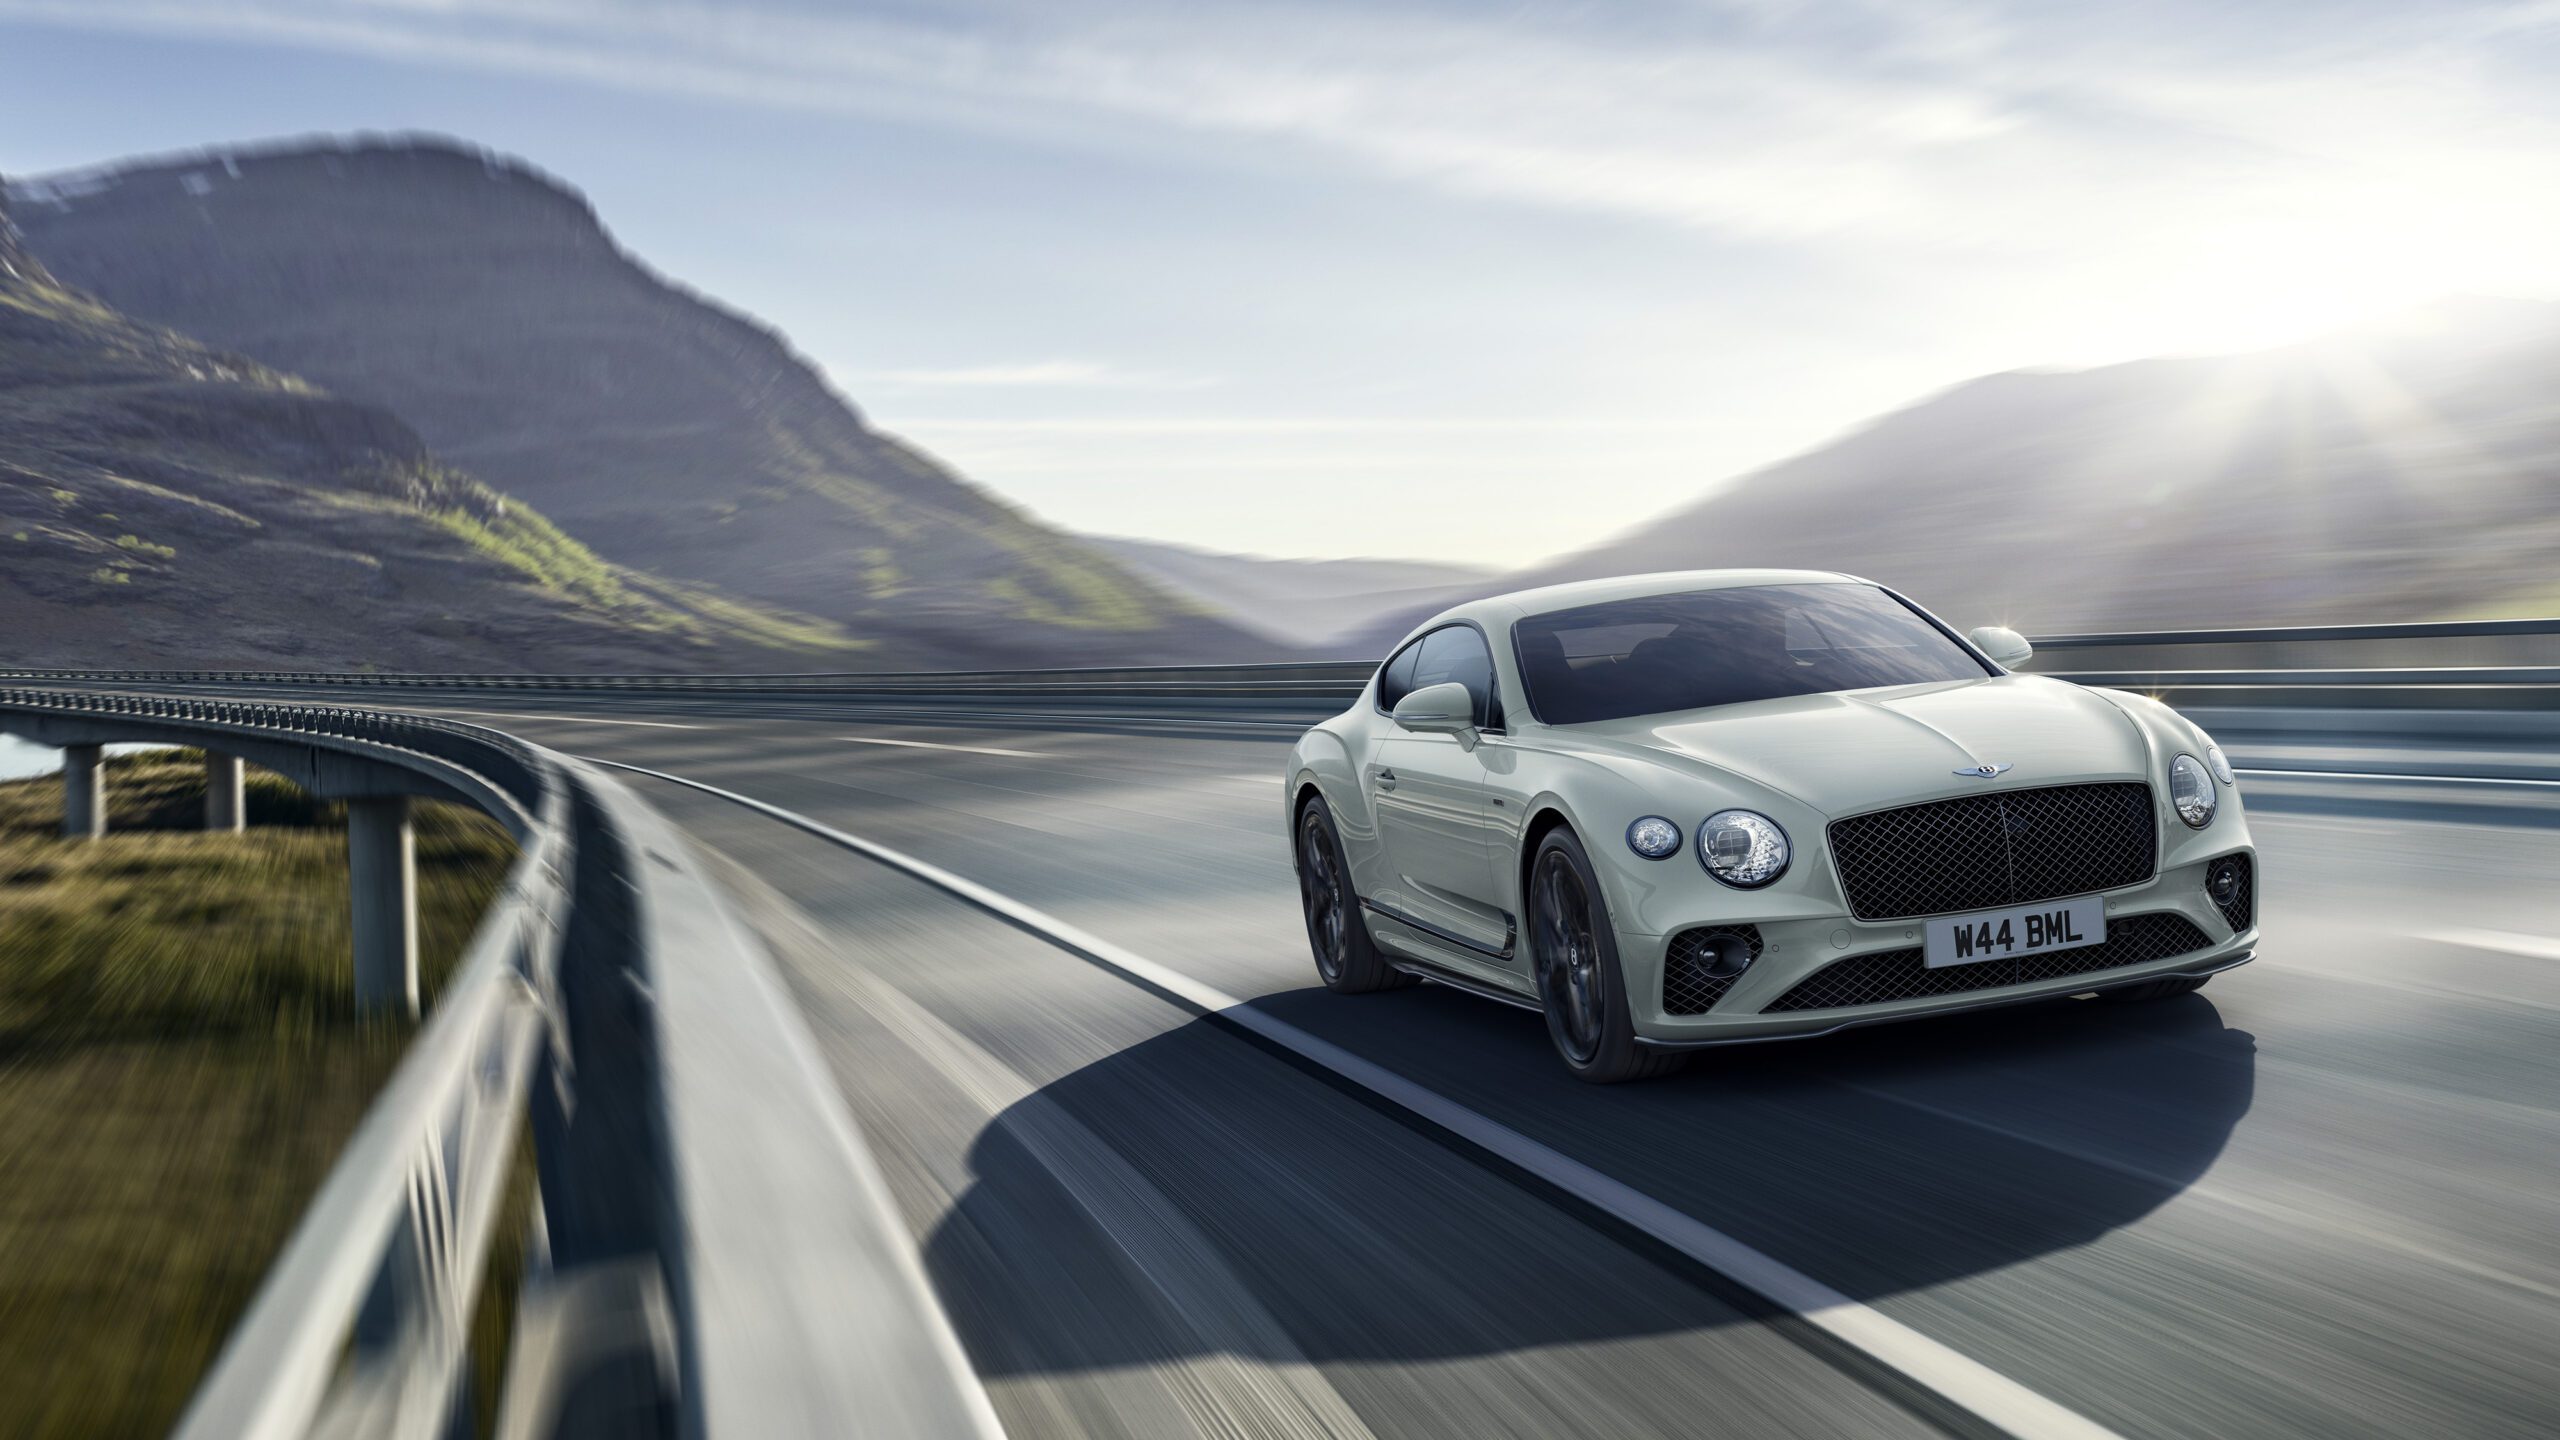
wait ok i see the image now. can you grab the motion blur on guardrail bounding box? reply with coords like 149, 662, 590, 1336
0, 689, 997, 1440
7, 617, 2560, 711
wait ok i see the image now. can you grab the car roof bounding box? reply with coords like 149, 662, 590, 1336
1405, 569, 1871, 642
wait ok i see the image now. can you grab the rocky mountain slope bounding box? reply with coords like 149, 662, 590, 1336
1086, 535, 1495, 650
0, 192, 863, 672
1358, 300, 2560, 652
11, 136, 1264, 667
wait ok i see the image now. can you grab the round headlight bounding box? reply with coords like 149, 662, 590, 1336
2170, 754, 2217, 828
1698, 809, 1789, 887
2205, 743, 2235, 786
1625, 815, 1683, 860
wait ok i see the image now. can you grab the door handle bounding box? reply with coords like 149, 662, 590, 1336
1375, 769, 1399, 792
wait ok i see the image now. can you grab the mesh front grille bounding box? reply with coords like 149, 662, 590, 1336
1828, 782, 2156, 921
2211, 853, 2254, 934
1663, 925, 1762, 1015
1763, 912, 2213, 1013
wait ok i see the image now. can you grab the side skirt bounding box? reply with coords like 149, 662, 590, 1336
1386, 957, 1544, 1014
1358, 897, 1514, 961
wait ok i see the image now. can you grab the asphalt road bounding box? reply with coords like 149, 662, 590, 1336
397, 698, 2560, 1439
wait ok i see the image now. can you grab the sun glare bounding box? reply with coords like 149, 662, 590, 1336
2062, 200, 2557, 364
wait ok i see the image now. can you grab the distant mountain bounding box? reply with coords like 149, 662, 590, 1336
1087, 535, 1497, 650
0, 189, 861, 672
10, 136, 1269, 667
1359, 299, 2560, 652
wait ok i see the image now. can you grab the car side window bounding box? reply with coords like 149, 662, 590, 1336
1410, 626, 1503, 731
1375, 641, 1422, 711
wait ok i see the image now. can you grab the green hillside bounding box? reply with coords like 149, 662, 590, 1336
0, 201, 862, 671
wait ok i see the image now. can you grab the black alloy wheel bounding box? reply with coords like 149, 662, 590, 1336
1296, 795, 1411, 994
1526, 827, 1684, 1083
1533, 848, 1605, 1064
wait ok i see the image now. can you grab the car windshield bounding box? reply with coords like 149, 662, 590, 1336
1512, 582, 1994, 725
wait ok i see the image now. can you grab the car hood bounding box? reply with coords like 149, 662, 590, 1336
1569, 675, 2153, 815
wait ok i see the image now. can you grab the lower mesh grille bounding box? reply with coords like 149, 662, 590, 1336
2212, 853, 2254, 934
1663, 925, 1762, 1014
1762, 913, 2214, 1013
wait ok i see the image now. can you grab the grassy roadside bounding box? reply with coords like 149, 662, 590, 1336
0, 749, 517, 1439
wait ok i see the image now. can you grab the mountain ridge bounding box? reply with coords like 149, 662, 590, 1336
1086, 535, 1497, 650
1349, 299, 2560, 653
0, 182, 867, 671
13, 134, 1273, 667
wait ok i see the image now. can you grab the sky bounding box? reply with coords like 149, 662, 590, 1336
4, 0, 2558, 567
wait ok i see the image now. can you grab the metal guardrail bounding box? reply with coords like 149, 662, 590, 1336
2025, 617, 2560, 648
4, 617, 2559, 703
0, 689, 997, 1440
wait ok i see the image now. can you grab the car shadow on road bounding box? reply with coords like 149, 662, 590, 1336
919, 979, 2256, 1376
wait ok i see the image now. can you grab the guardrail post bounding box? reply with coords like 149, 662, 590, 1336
62, 744, 104, 840
204, 752, 245, 833
349, 796, 420, 1018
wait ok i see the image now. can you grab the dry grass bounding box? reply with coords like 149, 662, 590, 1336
0, 748, 517, 1439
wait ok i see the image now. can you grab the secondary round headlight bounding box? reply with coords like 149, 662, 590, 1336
1698, 809, 1789, 887
2170, 754, 2217, 828
2205, 742, 2235, 785
1625, 815, 1683, 860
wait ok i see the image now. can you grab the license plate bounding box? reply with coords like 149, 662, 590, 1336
1924, 897, 2106, 968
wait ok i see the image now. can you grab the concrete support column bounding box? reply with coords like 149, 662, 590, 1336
348, 796, 420, 1019
62, 744, 104, 840
204, 752, 245, 833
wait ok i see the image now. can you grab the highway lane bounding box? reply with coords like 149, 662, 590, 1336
404, 700, 2560, 1438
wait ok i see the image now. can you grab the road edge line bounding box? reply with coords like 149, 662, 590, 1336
594, 757, 2127, 1440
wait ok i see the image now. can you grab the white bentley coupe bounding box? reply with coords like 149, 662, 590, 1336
1285, 571, 2257, 1082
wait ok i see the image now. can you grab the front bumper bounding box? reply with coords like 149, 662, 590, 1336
1620, 846, 2258, 1045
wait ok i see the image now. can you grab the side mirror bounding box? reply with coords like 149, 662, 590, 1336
1968, 625, 2033, 668
1391, 681, 1477, 737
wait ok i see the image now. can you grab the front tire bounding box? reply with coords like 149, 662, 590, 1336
1297, 795, 1413, 993
1527, 829, 1683, 1084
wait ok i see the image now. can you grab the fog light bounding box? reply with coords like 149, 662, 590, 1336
1697, 935, 1754, 978
2208, 858, 2243, 906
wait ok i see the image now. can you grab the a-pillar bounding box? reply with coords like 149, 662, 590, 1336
204, 752, 245, 833
62, 744, 104, 840
348, 796, 419, 1018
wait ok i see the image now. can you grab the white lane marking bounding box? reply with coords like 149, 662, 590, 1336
839, 735, 1048, 759
2428, 928, 2560, 962
592, 758, 2124, 1440
736, 881, 1375, 1440
2237, 766, 2560, 789
411, 707, 701, 730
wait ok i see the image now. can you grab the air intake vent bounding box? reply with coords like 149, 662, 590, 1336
1763, 912, 2213, 1013
1662, 925, 1762, 1015
2210, 853, 2254, 934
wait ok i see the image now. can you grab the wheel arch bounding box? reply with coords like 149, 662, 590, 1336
1515, 801, 1580, 916
1289, 778, 1328, 864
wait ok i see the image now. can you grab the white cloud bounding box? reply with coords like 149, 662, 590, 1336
13, 0, 2560, 275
